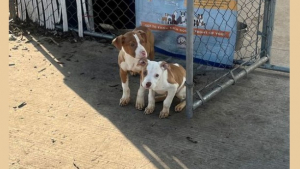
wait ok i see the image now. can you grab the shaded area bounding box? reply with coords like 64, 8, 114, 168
9, 31, 289, 168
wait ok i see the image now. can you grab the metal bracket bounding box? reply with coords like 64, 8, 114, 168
229, 71, 237, 85
196, 90, 205, 104
185, 81, 194, 88
242, 67, 249, 78
257, 31, 263, 36
216, 84, 224, 91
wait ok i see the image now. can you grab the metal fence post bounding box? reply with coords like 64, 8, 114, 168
261, 0, 276, 64
185, 0, 194, 118
265, 0, 276, 64
9, 0, 16, 19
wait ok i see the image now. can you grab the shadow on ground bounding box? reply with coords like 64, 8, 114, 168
19, 33, 289, 169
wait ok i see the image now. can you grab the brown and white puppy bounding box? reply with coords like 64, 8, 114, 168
138, 59, 186, 118
112, 26, 155, 109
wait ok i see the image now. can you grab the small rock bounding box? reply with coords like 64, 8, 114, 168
12, 46, 18, 50
38, 68, 46, 73
17, 102, 27, 109
9, 34, 17, 41
109, 84, 118, 87
186, 136, 198, 144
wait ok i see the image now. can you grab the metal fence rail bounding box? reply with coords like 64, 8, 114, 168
10, 0, 289, 118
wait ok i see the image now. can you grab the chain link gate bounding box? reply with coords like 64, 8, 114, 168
11, 0, 289, 118
185, 0, 287, 117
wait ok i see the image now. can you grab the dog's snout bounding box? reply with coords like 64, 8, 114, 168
141, 51, 146, 57
146, 82, 152, 88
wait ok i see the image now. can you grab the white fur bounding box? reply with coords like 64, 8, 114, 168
116, 30, 152, 109
176, 77, 186, 99
119, 48, 145, 108
142, 61, 186, 118
133, 34, 147, 59
145, 89, 155, 114
120, 78, 130, 106
120, 49, 143, 73
173, 63, 179, 67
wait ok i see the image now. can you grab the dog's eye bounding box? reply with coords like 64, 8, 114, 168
155, 74, 159, 78
143, 71, 147, 76
130, 43, 135, 47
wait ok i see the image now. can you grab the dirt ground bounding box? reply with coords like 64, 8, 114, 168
9, 1, 289, 169
9, 36, 289, 169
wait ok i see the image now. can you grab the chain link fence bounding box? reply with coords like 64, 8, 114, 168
10, 0, 288, 117
191, 0, 266, 101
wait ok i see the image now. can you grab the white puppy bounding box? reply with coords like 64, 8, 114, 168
138, 58, 186, 118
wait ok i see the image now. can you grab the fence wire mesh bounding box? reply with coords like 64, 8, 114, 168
11, 0, 273, 110
64, 0, 136, 35
191, 0, 266, 95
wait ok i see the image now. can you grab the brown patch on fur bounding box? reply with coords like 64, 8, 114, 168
134, 30, 147, 44
166, 63, 186, 85
112, 35, 124, 50
140, 69, 147, 84
155, 95, 167, 102
120, 67, 128, 83
117, 51, 128, 83
118, 50, 125, 65
134, 26, 155, 60
113, 26, 155, 61
113, 26, 155, 86
138, 58, 148, 83
121, 32, 138, 58
137, 58, 148, 66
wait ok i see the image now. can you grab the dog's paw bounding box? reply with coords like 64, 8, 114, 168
159, 110, 169, 118
175, 101, 186, 112
135, 99, 145, 110
144, 105, 155, 114
119, 97, 130, 106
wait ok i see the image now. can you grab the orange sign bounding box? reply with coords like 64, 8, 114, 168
185, 0, 237, 11
141, 22, 230, 38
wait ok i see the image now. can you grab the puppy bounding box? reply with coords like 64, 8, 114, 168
112, 26, 155, 110
138, 59, 186, 118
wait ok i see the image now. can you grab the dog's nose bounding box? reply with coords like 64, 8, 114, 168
141, 51, 146, 57
146, 82, 152, 88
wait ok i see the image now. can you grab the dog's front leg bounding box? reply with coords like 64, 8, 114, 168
145, 89, 155, 114
119, 68, 130, 106
159, 86, 177, 118
175, 86, 186, 112
135, 83, 145, 110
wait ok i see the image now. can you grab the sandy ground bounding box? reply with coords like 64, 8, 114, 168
9, 1, 289, 169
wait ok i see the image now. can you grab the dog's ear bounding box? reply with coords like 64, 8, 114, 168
136, 30, 147, 43
160, 61, 169, 70
137, 58, 148, 67
112, 35, 124, 50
